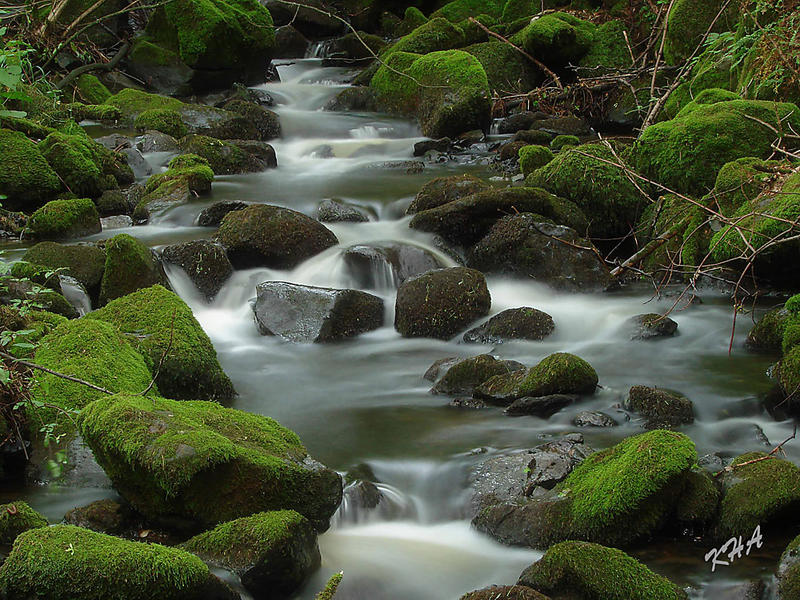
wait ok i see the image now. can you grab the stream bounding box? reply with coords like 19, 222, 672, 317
4, 56, 796, 599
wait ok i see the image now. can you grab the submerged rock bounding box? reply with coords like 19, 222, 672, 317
317, 198, 370, 223
625, 385, 694, 429
505, 394, 579, 418
79, 394, 343, 531
197, 200, 248, 227
254, 282, 384, 343
572, 411, 617, 428
463, 307, 555, 344
182, 511, 320, 600
627, 313, 679, 340
343, 243, 441, 289
161, 240, 233, 300
395, 267, 490, 339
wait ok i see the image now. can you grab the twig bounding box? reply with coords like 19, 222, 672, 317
56, 41, 130, 90
714, 424, 797, 477
0, 350, 114, 395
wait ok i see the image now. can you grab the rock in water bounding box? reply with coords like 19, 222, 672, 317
463, 307, 555, 343
504, 394, 579, 418
161, 240, 233, 300
182, 511, 320, 600
197, 200, 248, 227
395, 267, 491, 339
626, 313, 679, 340
430, 354, 525, 396
343, 243, 442, 289
79, 394, 343, 532
625, 385, 694, 429
460, 585, 548, 600
254, 282, 384, 343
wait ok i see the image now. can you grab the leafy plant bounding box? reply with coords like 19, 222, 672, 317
0, 25, 34, 118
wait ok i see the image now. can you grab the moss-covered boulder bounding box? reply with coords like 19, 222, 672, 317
26, 198, 101, 241
0, 525, 238, 600
23, 242, 106, 302
161, 240, 233, 300
431, 354, 521, 395
409, 186, 587, 246
216, 204, 338, 269
73, 74, 111, 105
663, 0, 736, 65
0, 276, 78, 319
518, 541, 687, 600
98, 234, 169, 305
510, 12, 594, 67
179, 134, 273, 174
0, 501, 48, 544
395, 267, 490, 339
474, 430, 697, 548
88, 285, 234, 402
467, 215, 611, 292
526, 142, 645, 239
631, 98, 800, 196
674, 469, 720, 533
406, 174, 491, 214
579, 19, 631, 70
384, 17, 465, 57
475, 352, 597, 405
747, 304, 792, 352
134, 108, 188, 138
371, 49, 491, 138
30, 318, 155, 433
145, 153, 215, 196
0, 129, 62, 210
431, 0, 503, 22
182, 510, 320, 599
625, 385, 694, 429
778, 533, 800, 600
464, 41, 540, 93
715, 452, 800, 540
518, 144, 553, 177
79, 394, 343, 530
222, 99, 282, 142
142, 0, 276, 92
461, 585, 548, 600
463, 307, 554, 344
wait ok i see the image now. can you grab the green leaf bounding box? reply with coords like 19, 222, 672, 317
0, 368, 9, 385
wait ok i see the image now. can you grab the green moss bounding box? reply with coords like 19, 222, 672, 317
0, 525, 217, 600
780, 533, 800, 599
128, 37, 183, 67
144, 154, 214, 195
65, 103, 121, 122
674, 470, 719, 528
431, 0, 503, 22
74, 74, 111, 105
478, 352, 597, 400
97, 234, 166, 305
632, 99, 800, 195
527, 142, 646, 238
663, 0, 736, 65
178, 135, 252, 175
549, 134, 580, 151
315, 573, 343, 600
29, 318, 155, 433
88, 284, 235, 401
579, 20, 630, 69
78, 393, 339, 528
104, 89, 184, 124
0, 129, 62, 210
145, 0, 275, 70
518, 144, 554, 176
0, 501, 48, 544
391, 6, 428, 37
676, 88, 741, 117
519, 541, 686, 600
134, 108, 188, 138
181, 510, 308, 569
23, 242, 106, 297
26, 198, 101, 240
781, 346, 800, 398
384, 17, 465, 58
0, 116, 56, 139
8, 261, 61, 291
716, 452, 800, 539
432, 354, 517, 395
510, 12, 595, 66
463, 41, 538, 93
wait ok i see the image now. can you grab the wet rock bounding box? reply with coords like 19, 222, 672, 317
135, 130, 180, 153
431, 354, 525, 396
513, 129, 554, 145
496, 111, 547, 134
518, 541, 687, 599
475, 353, 598, 406
98, 233, 169, 305
457, 130, 485, 146
778, 534, 800, 599
274, 25, 310, 58
182, 511, 321, 600
161, 240, 233, 300
532, 115, 590, 137
463, 307, 555, 344
22, 241, 106, 303
406, 174, 491, 215
395, 267, 491, 340
674, 469, 720, 533
572, 411, 617, 428
63, 499, 129, 535
414, 138, 451, 156
324, 86, 378, 112
317, 198, 370, 223
524, 434, 592, 492
424, 357, 460, 382
505, 395, 579, 418
701, 580, 765, 600
0, 501, 48, 544
95, 133, 131, 150
97, 185, 143, 217
216, 204, 338, 269
265, 0, 343, 38
197, 201, 248, 227
132, 179, 191, 224
221, 100, 281, 141
627, 313, 679, 340
467, 216, 611, 292
343, 480, 383, 511
498, 140, 527, 162
121, 147, 151, 178
254, 281, 384, 343
101, 214, 133, 230
179, 135, 276, 174
460, 585, 549, 600
698, 453, 726, 474
625, 385, 694, 429
411, 188, 588, 247
343, 243, 441, 289
450, 397, 489, 409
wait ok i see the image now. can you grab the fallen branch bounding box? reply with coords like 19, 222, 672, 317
714, 424, 797, 477
56, 41, 130, 90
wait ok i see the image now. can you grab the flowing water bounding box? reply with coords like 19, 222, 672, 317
4, 57, 797, 598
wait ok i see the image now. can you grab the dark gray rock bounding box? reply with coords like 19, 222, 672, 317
254, 281, 384, 342
222, 100, 281, 141
496, 111, 547, 134
572, 410, 617, 427
449, 397, 489, 409
317, 198, 370, 223
532, 116, 590, 136
63, 499, 131, 535
324, 87, 378, 112
504, 394, 579, 418
135, 130, 180, 153
95, 134, 132, 150
414, 138, 451, 156
121, 147, 152, 178
431, 354, 526, 396
463, 307, 554, 344
627, 313, 678, 340
343, 243, 441, 289
274, 25, 310, 58
625, 385, 694, 429
406, 174, 491, 215
161, 240, 233, 300
197, 201, 248, 227
424, 357, 459, 382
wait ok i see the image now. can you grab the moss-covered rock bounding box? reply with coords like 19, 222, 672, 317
221, 100, 281, 141
0, 501, 48, 544
663, 0, 736, 65
674, 469, 720, 531
0, 275, 78, 319
625, 385, 694, 429
464, 41, 539, 93
134, 108, 188, 138
747, 304, 791, 352
431, 354, 520, 395
216, 204, 338, 269
73, 74, 111, 105
98, 234, 169, 305
79, 394, 342, 530
65, 102, 122, 122
161, 240, 233, 300
23, 242, 106, 302
518, 144, 553, 176
371, 49, 491, 138
631, 98, 800, 196
88, 284, 234, 402
779, 533, 800, 600
0, 525, 237, 600
182, 510, 321, 599
409, 186, 588, 246
0, 129, 62, 211
579, 19, 631, 70
715, 452, 800, 540
461, 585, 548, 600
463, 307, 555, 344
518, 541, 687, 600
431, 0, 503, 22
104, 88, 184, 124
549, 134, 579, 151
26, 198, 101, 241
406, 174, 491, 214
30, 318, 155, 433
179, 134, 268, 174
510, 12, 594, 67
384, 17, 465, 57
145, 153, 214, 195
395, 267, 491, 339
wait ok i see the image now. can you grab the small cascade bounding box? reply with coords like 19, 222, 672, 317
59, 275, 91, 316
